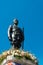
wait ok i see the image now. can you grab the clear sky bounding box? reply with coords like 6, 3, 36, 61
0, 0, 43, 65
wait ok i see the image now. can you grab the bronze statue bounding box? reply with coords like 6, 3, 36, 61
0, 19, 38, 65
8, 19, 24, 49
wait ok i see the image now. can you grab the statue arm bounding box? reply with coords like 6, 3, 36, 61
8, 25, 12, 41
20, 28, 24, 41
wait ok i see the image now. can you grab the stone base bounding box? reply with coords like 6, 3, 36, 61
0, 49, 38, 65
1, 58, 38, 65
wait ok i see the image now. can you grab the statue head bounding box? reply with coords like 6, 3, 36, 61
13, 19, 18, 26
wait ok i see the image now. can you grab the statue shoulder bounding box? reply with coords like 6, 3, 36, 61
8, 25, 12, 29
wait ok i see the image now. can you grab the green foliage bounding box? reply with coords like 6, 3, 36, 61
0, 56, 6, 64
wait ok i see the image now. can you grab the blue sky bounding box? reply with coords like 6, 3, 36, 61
0, 0, 43, 65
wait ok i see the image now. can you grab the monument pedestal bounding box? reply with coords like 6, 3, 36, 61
0, 49, 38, 65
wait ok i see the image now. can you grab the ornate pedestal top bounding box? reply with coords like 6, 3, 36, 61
0, 49, 38, 65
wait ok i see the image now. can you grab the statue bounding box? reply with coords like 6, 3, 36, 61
0, 19, 38, 65
8, 19, 24, 49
